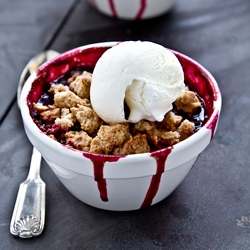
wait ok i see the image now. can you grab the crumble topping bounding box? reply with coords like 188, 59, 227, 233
32, 70, 204, 155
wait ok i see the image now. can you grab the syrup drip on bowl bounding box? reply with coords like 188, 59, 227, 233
83, 147, 172, 208
82, 153, 125, 202
26, 46, 219, 209
141, 147, 173, 209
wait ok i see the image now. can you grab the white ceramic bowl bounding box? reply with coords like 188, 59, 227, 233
20, 42, 222, 211
87, 0, 176, 20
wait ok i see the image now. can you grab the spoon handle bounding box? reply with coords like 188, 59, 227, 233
10, 148, 45, 238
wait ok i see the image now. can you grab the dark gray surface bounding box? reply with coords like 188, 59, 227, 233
0, 0, 76, 121
0, 0, 250, 249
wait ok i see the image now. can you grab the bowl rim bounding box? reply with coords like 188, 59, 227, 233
20, 41, 222, 173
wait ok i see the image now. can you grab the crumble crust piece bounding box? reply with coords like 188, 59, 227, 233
33, 103, 49, 112
39, 106, 60, 121
177, 119, 195, 141
50, 84, 90, 108
55, 108, 76, 130
132, 120, 155, 133
71, 105, 103, 135
174, 87, 201, 113
147, 128, 180, 148
69, 71, 92, 99
65, 130, 92, 151
113, 134, 150, 155
158, 111, 182, 131
90, 124, 130, 154
67, 72, 80, 84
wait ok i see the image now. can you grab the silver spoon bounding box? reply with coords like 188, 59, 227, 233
10, 50, 59, 238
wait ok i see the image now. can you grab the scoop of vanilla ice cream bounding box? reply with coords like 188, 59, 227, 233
90, 41, 185, 124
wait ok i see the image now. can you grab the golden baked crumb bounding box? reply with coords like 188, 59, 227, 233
160, 131, 180, 146
113, 134, 150, 155
71, 105, 103, 135
40, 107, 60, 121
67, 72, 80, 84
51, 84, 90, 108
65, 130, 92, 151
177, 119, 195, 141
174, 87, 201, 113
159, 111, 182, 131
147, 128, 180, 148
55, 108, 76, 129
33, 103, 48, 112
49, 83, 69, 93
69, 71, 92, 99
90, 124, 130, 154
132, 120, 155, 133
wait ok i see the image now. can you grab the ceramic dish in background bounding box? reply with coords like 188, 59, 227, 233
20, 42, 222, 211
87, 0, 176, 20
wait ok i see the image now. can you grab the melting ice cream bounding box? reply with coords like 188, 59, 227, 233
90, 41, 185, 124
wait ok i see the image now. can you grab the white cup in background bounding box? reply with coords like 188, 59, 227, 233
88, 0, 176, 20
